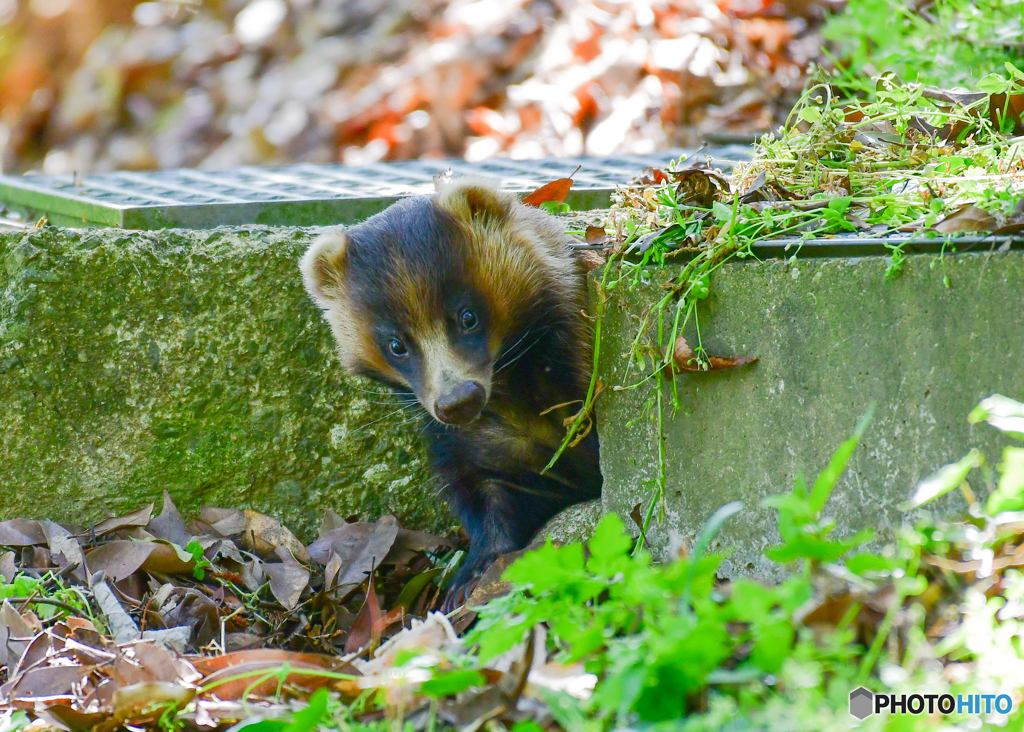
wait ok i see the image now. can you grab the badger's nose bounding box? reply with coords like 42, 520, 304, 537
435, 381, 486, 425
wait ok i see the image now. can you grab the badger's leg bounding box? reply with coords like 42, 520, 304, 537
443, 473, 590, 610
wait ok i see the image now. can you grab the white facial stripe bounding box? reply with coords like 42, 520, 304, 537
414, 325, 492, 418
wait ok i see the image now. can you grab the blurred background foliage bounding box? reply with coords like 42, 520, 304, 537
0, 0, 1018, 175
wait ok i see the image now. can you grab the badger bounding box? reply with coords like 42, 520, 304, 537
300, 178, 602, 606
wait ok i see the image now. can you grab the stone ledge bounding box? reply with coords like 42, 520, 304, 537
0, 226, 451, 539
597, 249, 1024, 579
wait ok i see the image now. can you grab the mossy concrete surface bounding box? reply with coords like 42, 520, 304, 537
0, 226, 452, 540
7, 222, 1020, 559
598, 250, 1024, 580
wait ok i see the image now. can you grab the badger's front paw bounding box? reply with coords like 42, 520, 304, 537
442, 576, 481, 614
441, 552, 497, 613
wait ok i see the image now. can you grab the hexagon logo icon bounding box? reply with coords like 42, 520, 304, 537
849, 687, 874, 720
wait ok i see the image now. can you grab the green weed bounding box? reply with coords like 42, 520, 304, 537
465, 395, 1024, 730
823, 0, 1024, 88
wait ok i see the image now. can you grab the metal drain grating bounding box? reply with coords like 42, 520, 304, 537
0, 147, 751, 230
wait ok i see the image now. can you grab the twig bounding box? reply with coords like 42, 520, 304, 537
5, 596, 89, 617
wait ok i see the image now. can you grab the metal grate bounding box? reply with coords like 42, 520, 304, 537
0, 147, 751, 230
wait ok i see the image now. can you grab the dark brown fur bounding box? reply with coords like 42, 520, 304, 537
301, 179, 601, 603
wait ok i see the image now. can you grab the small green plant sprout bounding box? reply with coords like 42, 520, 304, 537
540, 200, 570, 214
903, 394, 1024, 517
884, 242, 906, 279
761, 404, 877, 569
0, 711, 31, 732
0, 572, 89, 621
237, 687, 329, 732
186, 540, 213, 580
902, 449, 982, 511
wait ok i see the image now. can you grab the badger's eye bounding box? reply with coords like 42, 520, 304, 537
460, 309, 479, 331
388, 338, 408, 357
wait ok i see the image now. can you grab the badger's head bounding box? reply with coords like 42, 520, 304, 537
300, 179, 579, 426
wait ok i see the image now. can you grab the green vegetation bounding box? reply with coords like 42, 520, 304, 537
823, 0, 1024, 88
518, 11, 1024, 721
4, 5, 1024, 732
559, 62, 1024, 533
606, 63, 1024, 340
46, 395, 1012, 732
0, 571, 91, 622
15, 397, 1019, 730
138, 396, 1020, 731
225, 395, 1022, 732
457, 396, 1024, 730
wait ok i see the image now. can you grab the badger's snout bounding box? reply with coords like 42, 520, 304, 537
434, 381, 486, 425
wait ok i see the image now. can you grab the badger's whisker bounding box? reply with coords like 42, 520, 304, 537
342, 382, 396, 396
494, 327, 553, 376
354, 402, 427, 434
357, 398, 420, 406
493, 304, 567, 375
494, 328, 535, 366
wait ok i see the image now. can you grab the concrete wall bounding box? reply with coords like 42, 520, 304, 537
0, 226, 452, 539
5, 223, 1021, 561
597, 249, 1024, 579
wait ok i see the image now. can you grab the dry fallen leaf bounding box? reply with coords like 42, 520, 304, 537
263, 546, 311, 611
140, 540, 199, 575
739, 170, 799, 203
242, 510, 312, 565
345, 575, 383, 655
674, 168, 730, 208
669, 336, 758, 373
585, 225, 611, 245
0, 520, 45, 547
307, 518, 399, 586
464, 550, 525, 608
147, 492, 191, 546
634, 167, 670, 185
90, 504, 154, 538
522, 166, 580, 207
0, 497, 464, 727
196, 507, 247, 538
932, 204, 998, 234
629, 503, 644, 532
0, 552, 15, 584
85, 541, 159, 582
192, 649, 360, 700
991, 197, 1024, 235
383, 528, 454, 567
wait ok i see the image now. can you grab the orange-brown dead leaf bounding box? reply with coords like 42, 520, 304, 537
669, 336, 758, 373
193, 649, 360, 700
522, 165, 580, 206
585, 225, 611, 245
635, 167, 670, 185
932, 205, 997, 234
522, 178, 573, 206
345, 576, 383, 655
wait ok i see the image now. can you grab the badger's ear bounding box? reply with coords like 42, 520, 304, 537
300, 228, 348, 306
435, 177, 514, 226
